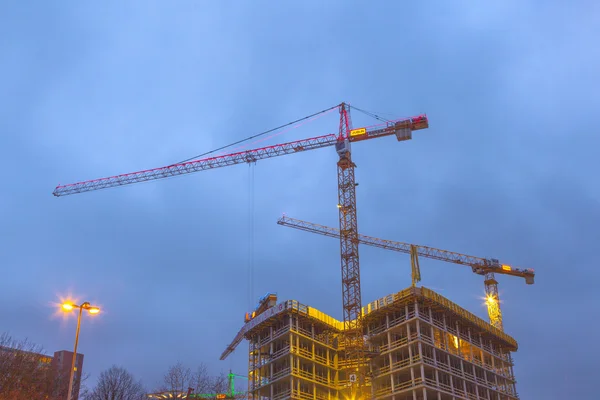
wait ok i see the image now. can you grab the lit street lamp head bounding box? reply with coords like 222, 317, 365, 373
59, 299, 101, 400
61, 301, 101, 315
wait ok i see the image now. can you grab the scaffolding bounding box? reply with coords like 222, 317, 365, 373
225, 287, 519, 400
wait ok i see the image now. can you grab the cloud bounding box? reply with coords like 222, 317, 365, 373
1, 0, 599, 396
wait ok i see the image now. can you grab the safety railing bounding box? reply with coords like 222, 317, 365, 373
271, 389, 291, 400
290, 389, 321, 400
290, 345, 333, 368
363, 287, 416, 317
369, 310, 417, 338
374, 354, 421, 376
306, 307, 345, 331
291, 367, 337, 388
420, 288, 518, 349
290, 389, 331, 400
289, 326, 339, 350
271, 345, 291, 360
273, 325, 290, 340
421, 356, 518, 398
252, 367, 291, 388
374, 376, 423, 397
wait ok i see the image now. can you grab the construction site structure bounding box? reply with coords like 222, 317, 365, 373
221, 287, 519, 400
276, 216, 535, 331
54, 103, 429, 397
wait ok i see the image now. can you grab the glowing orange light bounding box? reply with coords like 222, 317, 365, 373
62, 303, 74, 311
87, 307, 100, 314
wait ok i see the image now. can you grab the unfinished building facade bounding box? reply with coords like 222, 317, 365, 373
222, 287, 519, 400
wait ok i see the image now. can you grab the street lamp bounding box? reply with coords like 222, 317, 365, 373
61, 301, 100, 400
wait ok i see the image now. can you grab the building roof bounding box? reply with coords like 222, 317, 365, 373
362, 286, 518, 350
220, 285, 518, 359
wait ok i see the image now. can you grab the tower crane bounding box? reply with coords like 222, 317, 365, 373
53, 103, 429, 398
276, 215, 535, 331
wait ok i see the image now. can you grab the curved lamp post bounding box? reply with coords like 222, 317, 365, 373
61, 301, 100, 400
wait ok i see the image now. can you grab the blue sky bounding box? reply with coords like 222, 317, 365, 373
1, 0, 599, 398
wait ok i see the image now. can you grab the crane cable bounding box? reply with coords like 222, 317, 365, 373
348, 104, 395, 123
248, 163, 255, 311
177, 104, 340, 164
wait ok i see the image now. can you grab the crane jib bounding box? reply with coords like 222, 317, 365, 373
52, 114, 427, 197
276, 216, 535, 283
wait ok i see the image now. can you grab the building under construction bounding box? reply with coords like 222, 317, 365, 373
221, 287, 519, 400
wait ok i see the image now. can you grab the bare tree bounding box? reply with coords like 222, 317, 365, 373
85, 365, 146, 400
159, 361, 195, 396
212, 372, 230, 396
0, 332, 67, 400
156, 362, 236, 398
194, 363, 213, 395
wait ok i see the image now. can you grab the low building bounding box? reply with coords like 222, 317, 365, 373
0, 345, 84, 399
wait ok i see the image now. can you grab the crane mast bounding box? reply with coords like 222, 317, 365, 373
276, 215, 535, 331
484, 272, 503, 330
335, 104, 366, 395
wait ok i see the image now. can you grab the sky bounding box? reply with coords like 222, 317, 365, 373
1, 0, 599, 398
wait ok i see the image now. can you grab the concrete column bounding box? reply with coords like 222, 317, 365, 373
478, 334, 485, 369
407, 323, 413, 358
456, 322, 467, 397
270, 341, 274, 381
416, 319, 424, 366
390, 363, 395, 393
432, 344, 440, 392
447, 321, 455, 398
466, 328, 481, 399
388, 329, 393, 374
386, 312, 390, 329
489, 340, 499, 395
327, 347, 331, 385
467, 328, 474, 362
489, 339, 496, 371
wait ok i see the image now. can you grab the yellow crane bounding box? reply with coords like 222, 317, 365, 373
277, 215, 535, 331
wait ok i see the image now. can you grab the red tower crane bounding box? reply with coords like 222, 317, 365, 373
276, 215, 535, 331
53, 103, 429, 397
